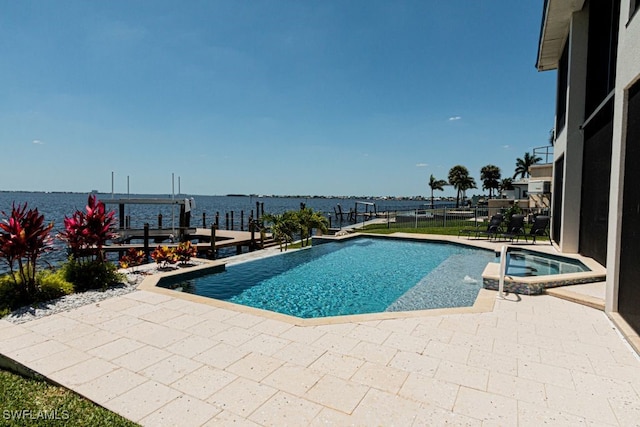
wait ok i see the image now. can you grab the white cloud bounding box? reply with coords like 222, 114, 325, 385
448, 116, 461, 121
502, 144, 510, 149
416, 163, 428, 167
32, 140, 44, 145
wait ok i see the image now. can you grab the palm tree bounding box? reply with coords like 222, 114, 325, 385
448, 165, 476, 208
428, 174, 447, 208
297, 207, 329, 247
499, 178, 514, 197
480, 164, 501, 199
262, 212, 299, 251
458, 175, 477, 206
513, 152, 542, 179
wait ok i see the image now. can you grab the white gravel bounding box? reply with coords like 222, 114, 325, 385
2, 261, 203, 324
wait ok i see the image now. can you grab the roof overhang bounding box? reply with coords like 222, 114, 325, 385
536, 0, 586, 71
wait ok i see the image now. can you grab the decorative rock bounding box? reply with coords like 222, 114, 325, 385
2, 261, 204, 324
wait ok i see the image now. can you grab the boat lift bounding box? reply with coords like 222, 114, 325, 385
352, 201, 377, 223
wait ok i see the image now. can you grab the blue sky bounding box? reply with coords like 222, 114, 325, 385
1, 1, 556, 197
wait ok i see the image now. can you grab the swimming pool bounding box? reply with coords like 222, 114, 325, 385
481, 246, 601, 295
506, 249, 589, 276
159, 237, 495, 318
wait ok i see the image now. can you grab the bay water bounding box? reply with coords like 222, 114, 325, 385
0, 191, 453, 268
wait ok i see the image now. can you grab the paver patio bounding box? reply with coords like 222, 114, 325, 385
2, 284, 640, 426
1, 238, 639, 425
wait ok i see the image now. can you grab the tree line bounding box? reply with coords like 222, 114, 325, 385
428, 152, 542, 208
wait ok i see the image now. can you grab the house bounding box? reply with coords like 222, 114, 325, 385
537, 0, 640, 343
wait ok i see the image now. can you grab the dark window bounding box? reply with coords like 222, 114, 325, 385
579, 98, 613, 266
552, 156, 564, 244
619, 80, 640, 334
556, 42, 569, 133
585, 0, 620, 117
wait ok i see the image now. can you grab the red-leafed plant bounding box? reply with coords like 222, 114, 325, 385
150, 245, 177, 269
174, 241, 197, 265
119, 248, 146, 271
0, 203, 54, 300
58, 195, 121, 291
59, 195, 117, 262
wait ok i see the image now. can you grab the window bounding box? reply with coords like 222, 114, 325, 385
585, 0, 620, 117
556, 42, 569, 133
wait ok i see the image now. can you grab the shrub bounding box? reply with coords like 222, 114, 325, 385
58, 194, 117, 262
36, 269, 74, 301
174, 242, 197, 265
504, 203, 523, 223
262, 211, 299, 251
150, 246, 177, 269
0, 274, 20, 314
0, 268, 73, 312
58, 195, 119, 290
0, 203, 54, 302
296, 207, 329, 247
61, 258, 123, 292
119, 248, 146, 270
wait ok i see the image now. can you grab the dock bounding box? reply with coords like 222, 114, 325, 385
104, 227, 274, 259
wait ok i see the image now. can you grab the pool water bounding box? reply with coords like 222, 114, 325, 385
161, 237, 495, 318
506, 249, 589, 277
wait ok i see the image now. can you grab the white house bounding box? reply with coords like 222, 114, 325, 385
537, 0, 640, 347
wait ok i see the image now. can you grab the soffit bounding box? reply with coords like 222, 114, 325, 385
536, 0, 586, 71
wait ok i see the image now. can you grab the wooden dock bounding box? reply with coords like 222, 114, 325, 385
100, 197, 275, 259
104, 227, 273, 259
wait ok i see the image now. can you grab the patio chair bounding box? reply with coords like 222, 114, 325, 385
527, 215, 551, 244
500, 214, 526, 242
458, 213, 503, 240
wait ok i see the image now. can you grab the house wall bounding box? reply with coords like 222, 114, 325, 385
540, 0, 640, 331
529, 164, 553, 180
606, 0, 640, 313
554, 7, 589, 253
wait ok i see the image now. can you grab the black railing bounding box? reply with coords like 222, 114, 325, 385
533, 145, 554, 164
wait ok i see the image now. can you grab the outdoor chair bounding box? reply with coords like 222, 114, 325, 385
458, 213, 503, 240
500, 214, 526, 242
527, 215, 551, 244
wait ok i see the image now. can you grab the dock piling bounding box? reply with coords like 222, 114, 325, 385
249, 220, 255, 252
210, 224, 217, 259
143, 223, 150, 261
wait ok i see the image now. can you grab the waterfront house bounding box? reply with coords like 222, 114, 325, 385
537, 0, 640, 346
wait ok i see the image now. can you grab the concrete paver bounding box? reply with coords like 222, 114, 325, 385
1, 243, 639, 426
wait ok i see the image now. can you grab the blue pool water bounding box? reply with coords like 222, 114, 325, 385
506, 249, 589, 277
160, 237, 495, 318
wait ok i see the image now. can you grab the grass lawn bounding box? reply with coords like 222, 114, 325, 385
360, 223, 550, 242
0, 369, 138, 427
362, 224, 464, 236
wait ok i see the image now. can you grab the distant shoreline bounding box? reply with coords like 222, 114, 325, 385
0, 190, 459, 202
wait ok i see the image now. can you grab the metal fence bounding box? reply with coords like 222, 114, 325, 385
334, 207, 551, 230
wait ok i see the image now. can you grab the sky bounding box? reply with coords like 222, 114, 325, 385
0, 0, 556, 198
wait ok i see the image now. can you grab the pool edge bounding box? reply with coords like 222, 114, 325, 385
136, 233, 605, 326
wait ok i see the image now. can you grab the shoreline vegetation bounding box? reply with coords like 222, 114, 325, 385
0, 190, 458, 202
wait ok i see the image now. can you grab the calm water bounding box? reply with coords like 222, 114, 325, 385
0, 191, 453, 269
160, 237, 495, 318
